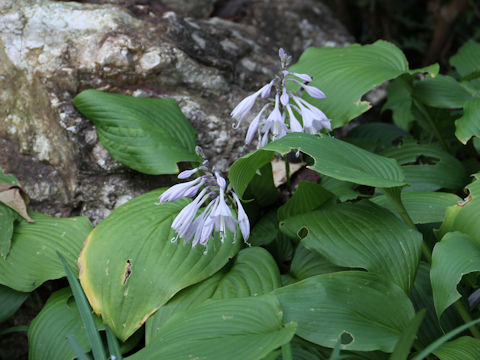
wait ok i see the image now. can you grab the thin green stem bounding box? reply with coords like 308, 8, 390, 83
282, 342, 292, 360
454, 301, 480, 339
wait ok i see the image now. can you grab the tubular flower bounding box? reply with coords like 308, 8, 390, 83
158, 157, 250, 249
230, 48, 330, 147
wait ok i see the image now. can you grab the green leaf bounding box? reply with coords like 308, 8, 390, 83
433, 336, 480, 360
289, 244, 344, 281
28, 288, 106, 360
389, 309, 425, 360
106, 326, 123, 360
413, 74, 473, 109
380, 142, 467, 192
274, 271, 416, 352
430, 231, 480, 318
371, 192, 460, 224
280, 200, 422, 292
78, 189, 241, 341
411, 318, 480, 360
58, 251, 106, 360
0, 284, 28, 322
73, 90, 200, 175
455, 98, 480, 144
0, 213, 92, 292
277, 181, 334, 221
438, 173, 480, 240
66, 335, 92, 360
344, 122, 410, 152
129, 295, 296, 360
146, 246, 281, 342
0, 168, 19, 185
383, 78, 415, 130
0, 206, 19, 259
450, 40, 480, 89
248, 209, 279, 246
230, 133, 406, 199
243, 163, 281, 207
320, 177, 360, 201
409, 262, 462, 347
289, 40, 409, 128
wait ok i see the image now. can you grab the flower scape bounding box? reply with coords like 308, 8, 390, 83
231, 48, 331, 147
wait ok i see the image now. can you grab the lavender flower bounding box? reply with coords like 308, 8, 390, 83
231, 48, 331, 147
158, 157, 250, 249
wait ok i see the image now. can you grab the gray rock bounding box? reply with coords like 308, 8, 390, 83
0, 0, 353, 226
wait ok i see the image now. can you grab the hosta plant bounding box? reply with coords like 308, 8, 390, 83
1, 39, 480, 360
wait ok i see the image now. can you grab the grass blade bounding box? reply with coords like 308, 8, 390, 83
57, 251, 106, 360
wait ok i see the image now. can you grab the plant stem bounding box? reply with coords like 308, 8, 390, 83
282, 342, 292, 360
454, 301, 480, 339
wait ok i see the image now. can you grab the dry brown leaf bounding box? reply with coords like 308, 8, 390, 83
0, 183, 34, 223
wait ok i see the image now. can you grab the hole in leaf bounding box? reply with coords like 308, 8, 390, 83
123, 259, 132, 285
340, 331, 354, 345
297, 226, 309, 240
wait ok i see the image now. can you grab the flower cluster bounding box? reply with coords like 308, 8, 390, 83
158, 157, 249, 248
231, 48, 330, 147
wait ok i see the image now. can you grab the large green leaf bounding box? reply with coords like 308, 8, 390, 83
450, 40, 480, 89
78, 189, 241, 341
413, 74, 472, 109
431, 231, 480, 318
455, 98, 480, 144
129, 295, 296, 360
229, 133, 406, 199
281, 200, 422, 292
0, 213, 91, 292
146, 246, 281, 342
0, 285, 28, 322
433, 336, 480, 360
73, 90, 200, 175
371, 192, 460, 224
288, 41, 409, 127
28, 288, 106, 360
380, 142, 467, 192
438, 173, 480, 241
277, 181, 334, 221
274, 271, 415, 352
